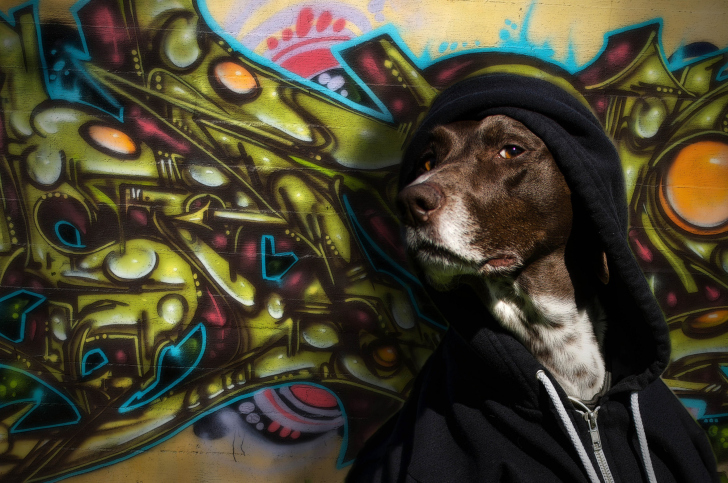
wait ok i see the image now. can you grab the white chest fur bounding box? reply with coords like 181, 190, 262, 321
484, 280, 606, 401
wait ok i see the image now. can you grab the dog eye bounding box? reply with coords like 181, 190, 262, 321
499, 145, 525, 159
423, 159, 433, 171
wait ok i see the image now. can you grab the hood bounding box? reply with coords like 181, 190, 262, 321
400, 71, 671, 396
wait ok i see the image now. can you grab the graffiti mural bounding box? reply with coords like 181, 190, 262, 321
0, 0, 727, 481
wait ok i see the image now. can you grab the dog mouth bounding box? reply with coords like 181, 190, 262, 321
482, 255, 519, 269
409, 241, 521, 277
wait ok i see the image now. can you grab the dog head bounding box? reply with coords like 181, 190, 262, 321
397, 115, 575, 290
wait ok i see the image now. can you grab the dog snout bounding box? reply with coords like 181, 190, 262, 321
397, 183, 444, 226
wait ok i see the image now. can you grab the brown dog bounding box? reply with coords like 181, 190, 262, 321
397, 114, 609, 401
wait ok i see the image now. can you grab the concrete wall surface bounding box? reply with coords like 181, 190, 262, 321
0, 0, 727, 481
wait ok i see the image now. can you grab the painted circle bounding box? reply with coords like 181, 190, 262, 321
157, 294, 187, 325
27, 145, 63, 185
213, 61, 258, 95
691, 309, 728, 330
163, 17, 200, 69
105, 245, 158, 281
633, 97, 666, 139
372, 344, 399, 368
662, 140, 728, 233
187, 164, 228, 187
290, 384, 338, 408
86, 125, 139, 157
301, 321, 339, 349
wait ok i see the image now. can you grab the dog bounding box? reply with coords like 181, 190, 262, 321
346, 72, 717, 483
397, 114, 609, 401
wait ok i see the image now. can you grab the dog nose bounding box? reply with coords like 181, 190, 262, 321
397, 183, 443, 226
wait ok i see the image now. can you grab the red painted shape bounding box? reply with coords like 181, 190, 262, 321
115, 349, 128, 364
263, 390, 310, 424
390, 98, 404, 114
281, 49, 339, 78
291, 430, 301, 439
90, 6, 126, 66
706, 286, 720, 301
134, 115, 190, 154
359, 51, 387, 85
272, 36, 350, 62
211, 232, 227, 249
316, 11, 333, 32
268, 420, 281, 432
667, 292, 677, 307
128, 208, 148, 226
629, 230, 653, 262
332, 18, 346, 32
606, 42, 632, 68
202, 288, 226, 327
282, 28, 293, 42
267, 37, 279, 50
296, 7, 315, 38
290, 384, 338, 408
279, 426, 291, 437
434, 60, 474, 86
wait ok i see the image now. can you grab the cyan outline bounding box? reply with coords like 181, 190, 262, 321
81, 348, 109, 376
0, 289, 46, 343
54, 220, 86, 248
0, 364, 82, 433
342, 195, 445, 330
118, 322, 207, 413
261, 235, 299, 281
0, 0, 123, 121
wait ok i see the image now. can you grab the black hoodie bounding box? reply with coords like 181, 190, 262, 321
346, 72, 718, 482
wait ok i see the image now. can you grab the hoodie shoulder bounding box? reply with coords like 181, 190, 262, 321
638, 379, 719, 482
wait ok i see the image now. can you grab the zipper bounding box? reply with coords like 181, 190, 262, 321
570, 398, 615, 483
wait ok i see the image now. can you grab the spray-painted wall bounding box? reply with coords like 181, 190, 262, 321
0, 0, 726, 481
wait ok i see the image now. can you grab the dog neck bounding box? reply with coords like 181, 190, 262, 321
473, 249, 607, 401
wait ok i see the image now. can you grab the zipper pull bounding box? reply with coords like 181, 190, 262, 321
585, 409, 602, 450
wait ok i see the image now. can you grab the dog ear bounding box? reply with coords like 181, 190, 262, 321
597, 251, 609, 285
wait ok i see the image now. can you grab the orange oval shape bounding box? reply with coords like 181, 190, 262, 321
691, 309, 728, 330
372, 345, 398, 368
662, 140, 728, 233
86, 125, 138, 156
214, 61, 258, 95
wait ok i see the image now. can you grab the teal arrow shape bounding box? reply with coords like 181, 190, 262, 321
0, 364, 81, 433
119, 323, 206, 413
0, 290, 46, 344
261, 235, 299, 281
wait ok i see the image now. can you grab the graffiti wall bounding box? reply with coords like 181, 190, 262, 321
0, 0, 726, 481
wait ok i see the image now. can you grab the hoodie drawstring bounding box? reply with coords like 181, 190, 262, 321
536, 370, 601, 483
631, 392, 658, 483
537, 370, 659, 483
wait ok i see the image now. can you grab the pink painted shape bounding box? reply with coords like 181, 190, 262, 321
290, 384, 338, 408
281, 49, 339, 78
91, 6, 125, 66
316, 11, 333, 32
202, 288, 226, 327
332, 18, 346, 32
134, 116, 190, 154
296, 7, 314, 38
359, 51, 387, 85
